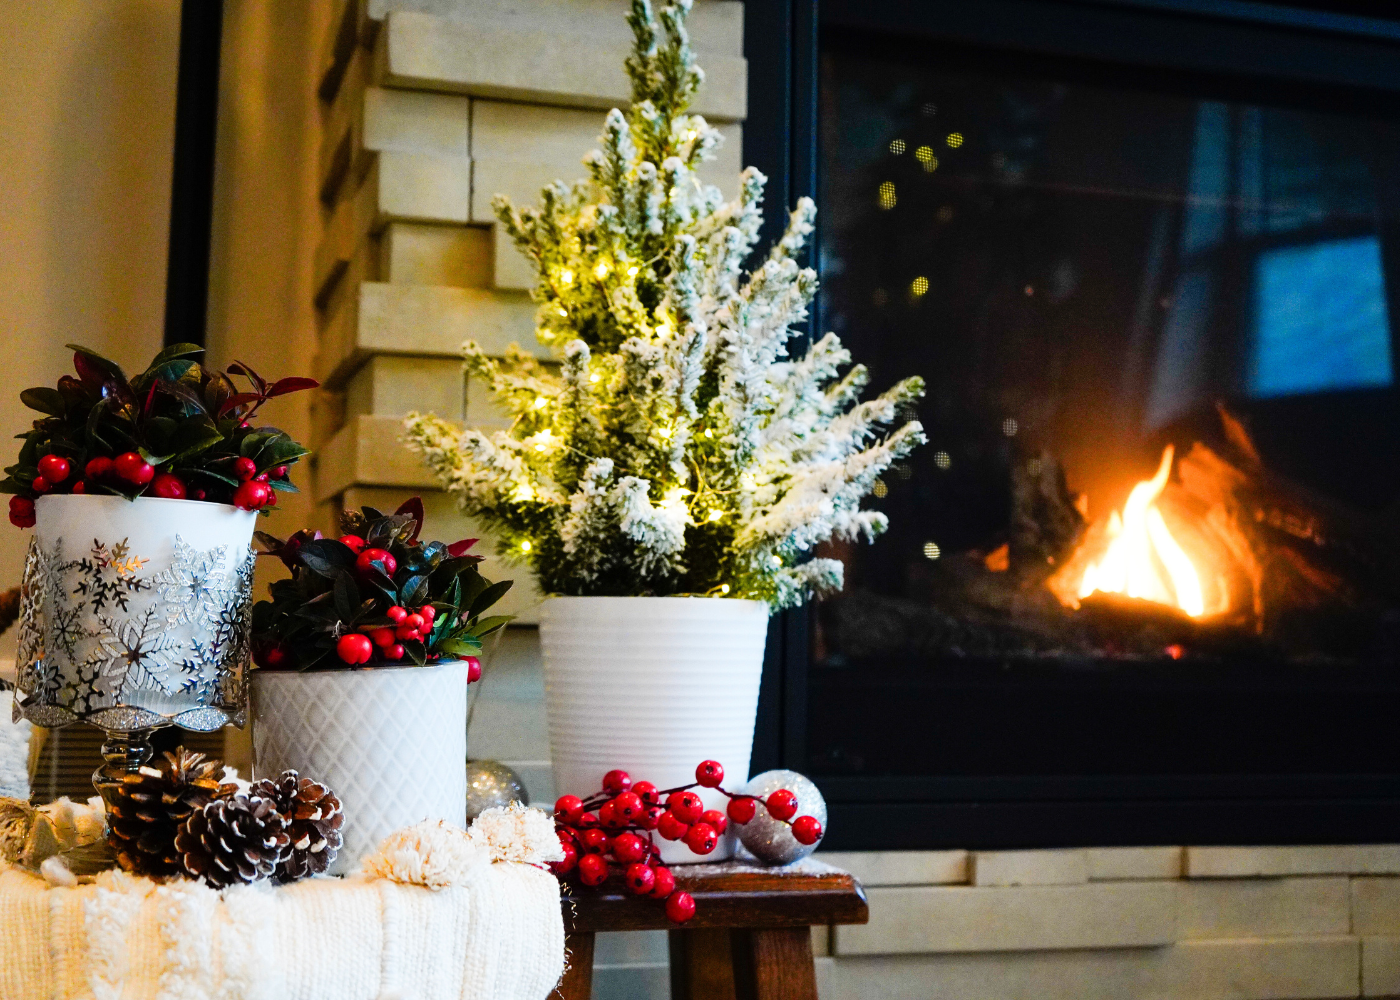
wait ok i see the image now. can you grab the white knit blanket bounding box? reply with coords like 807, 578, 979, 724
0, 690, 30, 800
0, 860, 564, 1000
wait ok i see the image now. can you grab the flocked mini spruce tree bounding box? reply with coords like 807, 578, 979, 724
404, 0, 925, 609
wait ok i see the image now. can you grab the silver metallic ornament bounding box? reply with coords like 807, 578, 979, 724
465, 759, 528, 821
735, 769, 827, 865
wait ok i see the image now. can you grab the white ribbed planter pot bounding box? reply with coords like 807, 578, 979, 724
251, 660, 469, 875
539, 596, 769, 863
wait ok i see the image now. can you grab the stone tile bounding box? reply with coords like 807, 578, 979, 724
374, 150, 471, 224
345, 354, 465, 421
1363, 937, 1400, 997
972, 850, 1088, 887
1168, 936, 1360, 1000
364, 86, 469, 158
1088, 847, 1184, 881
464, 374, 512, 430
314, 170, 380, 306
365, 0, 745, 58
832, 882, 1176, 956
822, 949, 1167, 1000
1178, 877, 1350, 939
380, 222, 491, 288
814, 956, 834, 1000
812, 851, 970, 887
378, 11, 746, 122
319, 45, 371, 205
355, 281, 544, 362
339, 486, 542, 622
1187, 845, 1400, 879
812, 925, 831, 958
1353, 878, 1400, 935
492, 222, 536, 290
314, 414, 435, 502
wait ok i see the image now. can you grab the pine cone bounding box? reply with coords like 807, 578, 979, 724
107, 748, 222, 877
176, 789, 291, 888
252, 770, 344, 881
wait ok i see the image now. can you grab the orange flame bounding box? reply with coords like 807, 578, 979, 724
1076, 445, 1205, 617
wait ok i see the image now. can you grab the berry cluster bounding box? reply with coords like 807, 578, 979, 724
253, 501, 511, 672
550, 760, 825, 924
4, 345, 314, 524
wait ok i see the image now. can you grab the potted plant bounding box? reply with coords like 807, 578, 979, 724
404, 1, 924, 862
249, 499, 513, 872
4, 343, 315, 801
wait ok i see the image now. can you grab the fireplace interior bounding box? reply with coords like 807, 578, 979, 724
792, 18, 1400, 848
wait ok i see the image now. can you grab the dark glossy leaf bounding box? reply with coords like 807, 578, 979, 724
169, 417, 224, 462
296, 539, 358, 578
398, 574, 429, 608
468, 579, 513, 619
333, 570, 357, 622
266, 376, 319, 397
157, 377, 211, 416
266, 478, 299, 492
20, 388, 63, 416
191, 468, 240, 487
67, 344, 126, 385
394, 497, 424, 542
218, 392, 263, 417
148, 342, 204, 369
362, 564, 398, 602
366, 515, 411, 547
253, 530, 285, 553
228, 361, 267, 394
404, 639, 427, 666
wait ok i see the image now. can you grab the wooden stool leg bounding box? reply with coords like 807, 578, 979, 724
552, 931, 596, 1000
732, 927, 818, 1000
669, 927, 738, 1000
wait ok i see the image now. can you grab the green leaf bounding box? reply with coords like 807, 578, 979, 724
440, 638, 483, 658
398, 573, 429, 608
296, 539, 358, 578
169, 417, 224, 462
404, 639, 427, 666
20, 388, 63, 416
468, 615, 513, 637
333, 570, 358, 623
147, 342, 204, 369
468, 580, 513, 619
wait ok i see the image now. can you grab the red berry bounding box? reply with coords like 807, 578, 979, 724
696, 760, 724, 788
254, 472, 269, 483
336, 633, 373, 664
597, 802, 621, 830
613, 792, 644, 821
368, 627, 395, 648
394, 623, 416, 642
602, 770, 632, 795
385, 643, 405, 661
233, 457, 257, 481
791, 815, 823, 846
666, 791, 703, 825
265, 489, 278, 506
665, 891, 696, 924
684, 822, 718, 855
8, 496, 35, 528
114, 452, 154, 485
625, 863, 655, 895
190, 488, 204, 500
766, 789, 799, 822
340, 535, 366, 553
656, 811, 690, 842
84, 457, 114, 482
272, 465, 289, 479
466, 657, 482, 683
555, 795, 585, 824
579, 829, 609, 855
633, 781, 660, 807
650, 866, 676, 899
356, 547, 397, 577
30, 476, 50, 495
578, 853, 609, 886
386, 605, 407, 622
263, 646, 287, 668
550, 842, 578, 876
150, 473, 186, 499
37, 455, 70, 484
71, 480, 86, 494
232, 480, 270, 510
701, 809, 728, 835
576, 812, 599, 830
637, 805, 664, 831
727, 797, 757, 825
403, 613, 424, 632
419, 604, 436, 622
611, 832, 646, 864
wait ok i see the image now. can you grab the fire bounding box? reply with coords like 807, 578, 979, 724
1076, 445, 1206, 617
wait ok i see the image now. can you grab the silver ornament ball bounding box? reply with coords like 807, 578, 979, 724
735, 769, 827, 865
465, 759, 528, 821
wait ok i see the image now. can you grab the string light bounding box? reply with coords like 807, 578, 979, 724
771, 554, 783, 567
872, 479, 889, 498
594, 261, 610, 279
720, 584, 730, 594
557, 307, 568, 317
521, 540, 533, 553
923, 541, 941, 560
1002, 418, 1019, 437
657, 323, 673, 338
704, 428, 713, 438
627, 265, 640, 277
915, 146, 938, 172
658, 425, 673, 440
877, 181, 897, 210
589, 372, 602, 383
889, 138, 906, 155
532, 396, 548, 409
909, 276, 929, 298
946, 132, 964, 148
708, 510, 723, 522
512, 483, 534, 502
559, 269, 574, 285
934, 451, 952, 470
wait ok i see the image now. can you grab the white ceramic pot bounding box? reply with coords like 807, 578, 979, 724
15, 494, 257, 731
539, 596, 769, 863
251, 659, 469, 875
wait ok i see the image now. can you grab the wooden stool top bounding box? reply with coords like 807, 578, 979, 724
562, 856, 869, 933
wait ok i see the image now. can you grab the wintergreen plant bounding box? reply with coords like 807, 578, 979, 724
404, 0, 924, 609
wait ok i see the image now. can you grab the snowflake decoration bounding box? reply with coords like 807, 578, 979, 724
153, 538, 230, 627
64, 539, 150, 614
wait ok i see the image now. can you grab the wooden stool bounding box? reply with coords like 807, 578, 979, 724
553, 857, 868, 1000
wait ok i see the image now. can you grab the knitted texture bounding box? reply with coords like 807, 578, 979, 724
0, 691, 30, 800
0, 858, 563, 999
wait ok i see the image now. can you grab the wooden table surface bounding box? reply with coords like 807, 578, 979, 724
555, 856, 868, 1000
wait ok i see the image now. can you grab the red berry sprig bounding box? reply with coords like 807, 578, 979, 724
550, 760, 825, 925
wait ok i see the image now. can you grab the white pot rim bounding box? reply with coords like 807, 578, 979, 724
252, 658, 468, 679
543, 594, 767, 608
36, 493, 244, 516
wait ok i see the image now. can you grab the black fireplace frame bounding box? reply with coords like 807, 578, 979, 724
743, 0, 1400, 850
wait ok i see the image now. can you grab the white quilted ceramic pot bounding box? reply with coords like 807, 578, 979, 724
539, 596, 769, 863
251, 659, 469, 875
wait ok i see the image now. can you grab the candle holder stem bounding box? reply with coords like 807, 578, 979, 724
93, 728, 157, 811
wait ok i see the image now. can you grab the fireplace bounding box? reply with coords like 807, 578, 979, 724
746, 0, 1400, 849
